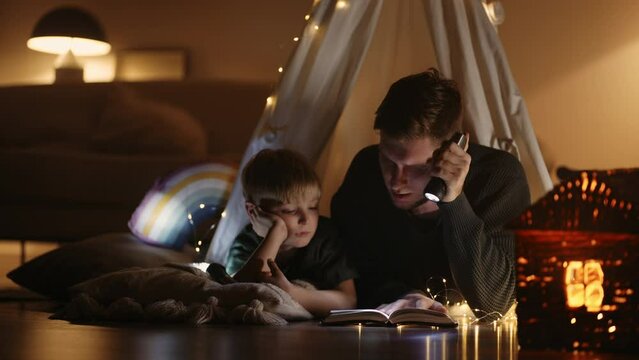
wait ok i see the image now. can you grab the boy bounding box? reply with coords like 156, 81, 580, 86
226, 149, 357, 317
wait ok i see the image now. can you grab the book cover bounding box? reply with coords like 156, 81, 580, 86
321, 308, 458, 327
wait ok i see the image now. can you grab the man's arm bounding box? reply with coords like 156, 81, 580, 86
439, 154, 530, 316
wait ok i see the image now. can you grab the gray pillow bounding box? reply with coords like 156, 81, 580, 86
6, 232, 197, 300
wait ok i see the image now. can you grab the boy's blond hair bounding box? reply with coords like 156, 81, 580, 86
242, 149, 320, 205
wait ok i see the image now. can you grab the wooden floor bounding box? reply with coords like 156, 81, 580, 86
0, 301, 635, 360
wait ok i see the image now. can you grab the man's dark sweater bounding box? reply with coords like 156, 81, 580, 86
331, 143, 530, 315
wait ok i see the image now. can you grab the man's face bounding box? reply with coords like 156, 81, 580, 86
378, 133, 441, 211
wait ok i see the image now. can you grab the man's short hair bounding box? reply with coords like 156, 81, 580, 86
242, 149, 320, 204
374, 68, 462, 141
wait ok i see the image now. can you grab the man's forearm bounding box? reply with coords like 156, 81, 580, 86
439, 193, 517, 315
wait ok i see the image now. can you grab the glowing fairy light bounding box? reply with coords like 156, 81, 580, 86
293, 37, 299, 42
597, 313, 603, 320
221, 211, 227, 218
570, 317, 576, 324
187, 213, 192, 220
199, 203, 205, 209
278, 67, 283, 73
336, 1, 349, 9
304, 14, 310, 21
608, 325, 616, 333
424, 276, 509, 325
266, 96, 273, 106
314, 25, 319, 30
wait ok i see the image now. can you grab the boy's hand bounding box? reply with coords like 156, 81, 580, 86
249, 206, 288, 241
259, 259, 292, 292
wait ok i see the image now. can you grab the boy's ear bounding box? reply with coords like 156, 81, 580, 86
245, 201, 256, 215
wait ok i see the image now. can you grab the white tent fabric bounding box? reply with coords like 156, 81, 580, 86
206, 0, 384, 264
425, 0, 553, 198
206, 0, 552, 264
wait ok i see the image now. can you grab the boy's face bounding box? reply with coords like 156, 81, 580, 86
378, 132, 441, 213
259, 186, 321, 250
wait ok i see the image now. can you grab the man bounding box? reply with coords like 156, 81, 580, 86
331, 69, 530, 316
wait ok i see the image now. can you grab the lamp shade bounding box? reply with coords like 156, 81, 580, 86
27, 6, 110, 56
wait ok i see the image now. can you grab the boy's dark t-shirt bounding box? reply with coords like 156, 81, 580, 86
226, 216, 357, 290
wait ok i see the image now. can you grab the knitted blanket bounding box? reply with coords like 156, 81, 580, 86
51, 263, 313, 326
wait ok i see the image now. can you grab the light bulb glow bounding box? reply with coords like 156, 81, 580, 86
27, 36, 110, 56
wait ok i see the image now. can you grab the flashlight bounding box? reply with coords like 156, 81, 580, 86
423, 132, 467, 203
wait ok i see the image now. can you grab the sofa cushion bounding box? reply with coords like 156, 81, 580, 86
92, 87, 208, 156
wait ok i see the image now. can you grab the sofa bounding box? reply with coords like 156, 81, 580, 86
0, 80, 271, 241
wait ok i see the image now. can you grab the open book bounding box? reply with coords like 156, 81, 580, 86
322, 308, 458, 327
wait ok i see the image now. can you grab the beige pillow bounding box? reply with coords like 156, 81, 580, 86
92, 87, 207, 156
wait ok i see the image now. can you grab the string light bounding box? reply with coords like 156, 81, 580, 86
304, 14, 310, 21
336, 0, 349, 9
278, 67, 283, 73
293, 37, 299, 42
424, 276, 510, 325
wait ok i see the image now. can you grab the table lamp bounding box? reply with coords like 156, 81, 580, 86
27, 6, 111, 83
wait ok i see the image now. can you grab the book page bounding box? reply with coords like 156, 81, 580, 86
323, 309, 390, 324
328, 309, 389, 317
388, 308, 457, 326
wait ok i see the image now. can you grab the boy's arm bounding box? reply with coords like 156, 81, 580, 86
264, 259, 357, 317
288, 279, 357, 317
233, 218, 288, 283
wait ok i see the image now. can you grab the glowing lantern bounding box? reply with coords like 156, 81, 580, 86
511, 167, 638, 353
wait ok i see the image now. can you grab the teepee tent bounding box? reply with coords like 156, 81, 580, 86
206, 0, 552, 264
